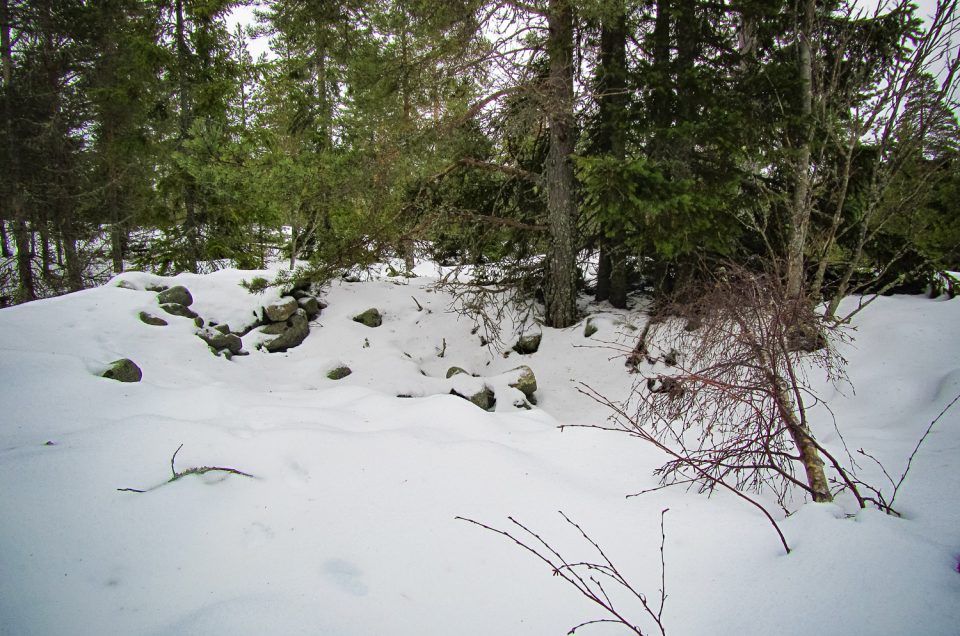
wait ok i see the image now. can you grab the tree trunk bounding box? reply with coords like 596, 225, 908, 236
776, 380, 832, 502
0, 219, 11, 257
595, 2, 629, 309
543, 0, 578, 328
785, 0, 815, 299
2, 0, 34, 302
175, 0, 199, 273
595, 250, 611, 301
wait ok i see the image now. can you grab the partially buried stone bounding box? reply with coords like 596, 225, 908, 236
139, 311, 167, 327
264, 297, 298, 322
512, 333, 542, 355
160, 303, 199, 320
157, 285, 193, 307
263, 309, 310, 352
327, 366, 352, 380
197, 329, 243, 354
507, 365, 537, 403
298, 296, 321, 319
352, 308, 382, 328
101, 358, 142, 383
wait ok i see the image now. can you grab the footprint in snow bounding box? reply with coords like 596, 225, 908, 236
321, 558, 369, 597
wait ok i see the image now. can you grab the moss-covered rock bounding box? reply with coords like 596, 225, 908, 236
139, 311, 168, 327
157, 285, 193, 307
101, 358, 142, 383
327, 366, 352, 380
353, 308, 382, 328
160, 303, 199, 320
116, 280, 137, 290
197, 329, 243, 354
265, 297, 298, 322
584, 319, 598, 338
512, 333, 542, 355
507, 365, 537, 403
263, 309, 310, 352
446, 366, 468, 378
451, 386, 495, 411
259, 322, 288, 335
298, 296, 321, 319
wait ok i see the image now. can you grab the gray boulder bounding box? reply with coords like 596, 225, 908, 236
197, 328, 243, 354
265, 297, 298, 322
263, 309, 310, 352
353, 308, 382, 328
101, 358, 142, 383
157, 285, 193, 307
446, 366, 468, 379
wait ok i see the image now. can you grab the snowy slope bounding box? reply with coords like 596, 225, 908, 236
1, 265, 957, 636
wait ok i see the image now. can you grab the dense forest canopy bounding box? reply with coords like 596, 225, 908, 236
1, 0, 958, 323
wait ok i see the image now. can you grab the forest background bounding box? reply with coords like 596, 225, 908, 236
0, 0, 957, 325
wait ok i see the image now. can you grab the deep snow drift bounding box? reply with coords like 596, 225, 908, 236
1, 264, 958, 636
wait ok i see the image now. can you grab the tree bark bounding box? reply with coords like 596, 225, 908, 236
595, 2, 629, 309
785, 0, 816, 300
2, 0, 35, 302
0, 219, 11, 257
776, 380, 832, 502
175, 0, 199, 273
543, 0, 578, 328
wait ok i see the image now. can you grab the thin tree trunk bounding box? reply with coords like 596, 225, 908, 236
175, 0, 198, 273
810, 140, 855, 300
0, 219, 11, 257
776, 380, 832, 502
786, 0, 816, 299
543, 0, 578, 328
2, 0, 34, 302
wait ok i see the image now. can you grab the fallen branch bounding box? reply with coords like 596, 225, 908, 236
457, 510, 668, 636
117, 444, 254, 493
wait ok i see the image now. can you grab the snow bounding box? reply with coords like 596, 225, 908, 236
1, 265, 958, 636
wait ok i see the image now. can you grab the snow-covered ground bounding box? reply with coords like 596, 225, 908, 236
1, 263, 958, 636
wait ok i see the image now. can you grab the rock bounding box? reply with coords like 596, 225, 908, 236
101, 358, 142, 383
327, 366, 352, 380
160, 303, 198, 320
298, 296, 321, 319
507, 365, 538, 403
263, 309, 310, 352
451, 386, 495, 411
353, 308, 382, 328
116, 280, 136, 290
146, 284, 168, 293
157, 285, 193, 307
139, 311, 168, 327
265, 296, 298, 322
259, 322, 288, 335
584, 319, 598, 338
194, 316, 204, 329
512, 333, 542, 355
446, 366, 468, 378
197, 328, 243, 354
213, 323, 231, 335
